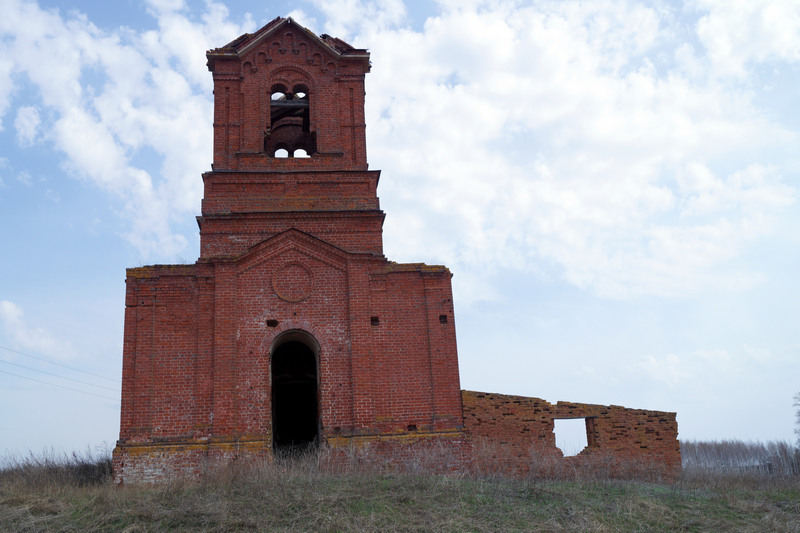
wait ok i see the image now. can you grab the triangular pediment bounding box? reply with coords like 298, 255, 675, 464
235, 228, 350, 275
207, 17, 369, 69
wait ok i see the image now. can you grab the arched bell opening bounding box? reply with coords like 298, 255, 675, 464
270, 330, 320, 455
265, 83, 317, 157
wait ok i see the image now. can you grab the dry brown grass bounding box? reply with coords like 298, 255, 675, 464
1, 442, 798, 532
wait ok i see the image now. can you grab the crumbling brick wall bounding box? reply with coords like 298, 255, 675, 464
462, 390, 680, 480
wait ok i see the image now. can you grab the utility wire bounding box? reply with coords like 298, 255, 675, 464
0, 358, 119, 392
0, 369, 119, 402
0, 344, 119, 383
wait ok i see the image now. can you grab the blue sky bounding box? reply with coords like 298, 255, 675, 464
1, 0, 798, 456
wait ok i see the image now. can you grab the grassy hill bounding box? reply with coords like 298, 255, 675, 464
1, 443, 799, 532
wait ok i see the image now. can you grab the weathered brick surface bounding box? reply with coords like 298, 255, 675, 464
113, 17, 679, 483
462, 391, 681, 480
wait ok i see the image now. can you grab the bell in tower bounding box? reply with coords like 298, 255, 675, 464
266, 84, 315, 158
205, 18, 370, 172
199, 18, 382, 260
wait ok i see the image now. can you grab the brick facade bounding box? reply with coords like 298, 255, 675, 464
113, 17, 679, 483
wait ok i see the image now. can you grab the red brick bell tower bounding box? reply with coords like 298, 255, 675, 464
113, 17, 467, 483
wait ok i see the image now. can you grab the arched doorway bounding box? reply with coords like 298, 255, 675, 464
270, 331, 319, 453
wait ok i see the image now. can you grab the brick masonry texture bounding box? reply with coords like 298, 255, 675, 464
112, 17, 680, 483
462, 391, 680, 479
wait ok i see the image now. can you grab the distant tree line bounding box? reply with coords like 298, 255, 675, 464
795, 392, 800, 449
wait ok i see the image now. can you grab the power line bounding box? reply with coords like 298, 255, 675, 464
0, 358, 119, 392
0, 344, 119, 383
0, 369, 119, 402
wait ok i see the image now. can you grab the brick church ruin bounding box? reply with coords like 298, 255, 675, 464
113, 17, 680, 483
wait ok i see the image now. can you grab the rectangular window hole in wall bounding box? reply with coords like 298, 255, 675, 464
370, 316, 380, 326
439, 314, 448, 324
407, 423, 417, 432
267, 319, 279, 327
553, 418, 591, 457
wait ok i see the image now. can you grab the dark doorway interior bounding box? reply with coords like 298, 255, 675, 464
271, 340, 318, 453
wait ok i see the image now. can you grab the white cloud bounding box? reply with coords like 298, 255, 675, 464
0, 57, 14, 132
638, 353, 689, 387
635, 347, 741, 391
696, 0, 800, 77
16, 171, 31, 185
0, 0, 254, 260
145, 0, 186, 14
44, 187, 60, 203
629, 343, 800, 440
14, 106, 40, 147
0, 300, 70, 360
360, 0, 798, 300
635, 344, 798, 396
286, 10, 317, 31
310, 0, 407, 39
54, 108, 133, 188
0, 0, 796, 297
679, 162, 795, 217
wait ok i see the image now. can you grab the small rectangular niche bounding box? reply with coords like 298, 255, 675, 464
266, 319, 279, 327
370, 316, 380, 326
439, 314, 448, 324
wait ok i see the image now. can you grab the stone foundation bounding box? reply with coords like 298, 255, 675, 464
113, 431, 472, 483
